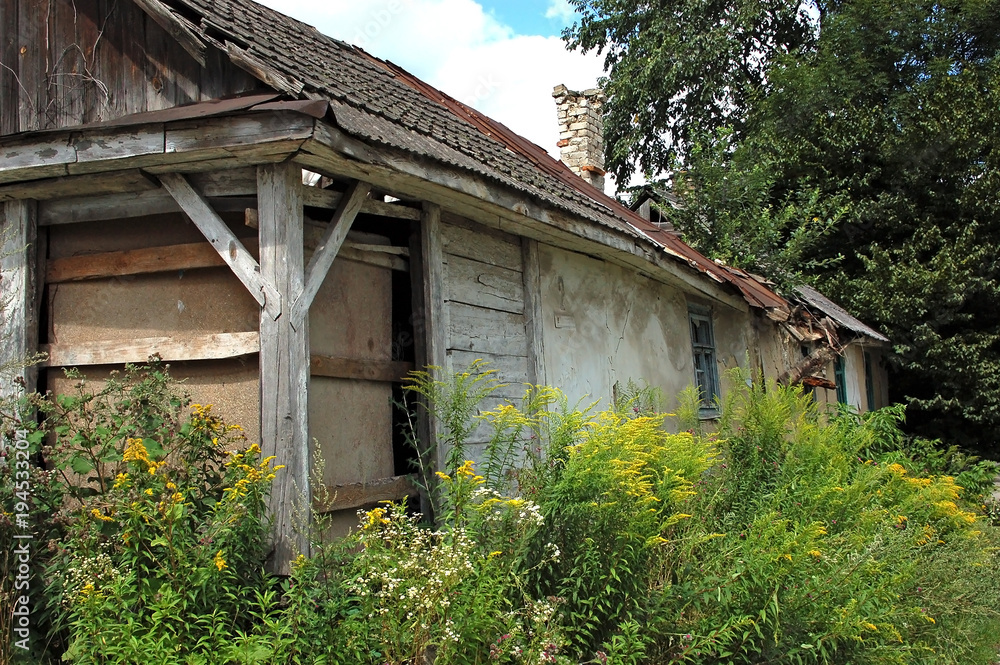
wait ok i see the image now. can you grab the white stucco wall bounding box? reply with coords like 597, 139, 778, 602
536, 243, 755, 410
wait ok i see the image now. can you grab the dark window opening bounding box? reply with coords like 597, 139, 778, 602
834, 356, 848, 405
689, 306, 720, 414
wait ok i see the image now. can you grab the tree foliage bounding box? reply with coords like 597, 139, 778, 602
566, 0, 1000, 454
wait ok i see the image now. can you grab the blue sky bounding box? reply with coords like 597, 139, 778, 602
258, 0, 607, 184
480, 0, 574, 36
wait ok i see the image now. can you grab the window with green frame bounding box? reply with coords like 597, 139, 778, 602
834, 356, 848, 405
688, 306, 720, 413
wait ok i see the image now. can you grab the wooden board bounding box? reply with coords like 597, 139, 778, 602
441, 217, 522, 271
0, 200, 40, 395
41, 332, 260, 366
446, 254, 524, 315
314, 475, 418, 514
447, 303, 528, 357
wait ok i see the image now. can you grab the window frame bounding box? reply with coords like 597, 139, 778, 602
834, 355, 848, 405
688, 305, 720, 417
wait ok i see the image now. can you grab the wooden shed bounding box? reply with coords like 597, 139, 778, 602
0, 0, 887, 571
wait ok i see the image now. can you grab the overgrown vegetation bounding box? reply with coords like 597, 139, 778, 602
2, 363, 999, 663
564, 0, 1000, 456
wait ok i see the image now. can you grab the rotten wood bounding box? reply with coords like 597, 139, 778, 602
313, 475, 419, 514
419, 202, 450, 472
158, 172, 281, 319
40, 332, 260, 367
225, 42, 304, 97
778, 346, 837, 387
256, 162, 309, 575
310, 355, 413, 383
291, 180, 371, 326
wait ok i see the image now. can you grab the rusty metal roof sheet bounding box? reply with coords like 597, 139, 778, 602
795, 285, 889, 343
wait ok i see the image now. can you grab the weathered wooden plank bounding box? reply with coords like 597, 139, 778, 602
0, 0, 18, 136
0, 135, 77, 175
44, 238, 256, 282
447, 303, 528, 357
310, 355, 413, 382
165, 113, 314, 155
39, 192, 257, 226
0, 200, 40, 396
303, 186, 421, 220
132, 0, 207, 66
257, 162, 308, 575
446, 254, 524, 315
0, 170, 160, 203
314, 475, 419, 514
448, 349, 530, 387
291, 180, 370, 326
441, 216, 523, 271
73, 126, 164, 164
40, 331, 260, 367
159, 172, 281, 319
521, 238, 546, 387
225, 42, 304, 97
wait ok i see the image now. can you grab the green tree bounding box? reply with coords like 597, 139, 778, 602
566, 0, 1000, 455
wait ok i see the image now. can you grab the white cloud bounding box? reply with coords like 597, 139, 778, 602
544, 0, 576, 23
258, 0, 606, 167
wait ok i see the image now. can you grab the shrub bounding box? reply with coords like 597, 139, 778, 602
33, 364, 282, 663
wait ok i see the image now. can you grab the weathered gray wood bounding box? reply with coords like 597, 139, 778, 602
257, 162, 309, 575
447, 303, 529, 357
74, 126, 165, 165
0, 170, 160, 203
0, 200, 39, 396
41, 332, 260, 367
225, 42, 304, 97
521, 238, 547, 387
302, 187, 421, 221
446, 254, 524, 315
39, 192, 257, 226
441, 215, 523, 271
132, 0, 208, 66
420, 203, 450, 472
291, 180, 370, 327
159, 172, 281, 319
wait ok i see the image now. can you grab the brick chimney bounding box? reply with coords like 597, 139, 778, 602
552, 84, 606, 191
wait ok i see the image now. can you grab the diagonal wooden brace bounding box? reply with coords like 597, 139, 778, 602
159, 172, 282, 320
289, 179, 371, 327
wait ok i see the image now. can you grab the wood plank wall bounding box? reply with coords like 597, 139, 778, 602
0, 0, 261, 135
439, 213, 532, 452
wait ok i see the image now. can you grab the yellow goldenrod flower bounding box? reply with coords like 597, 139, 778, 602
213, 550, 227, 571
808, 550, 822, 558
113, 473, 129, 489
90, 508, 114, 522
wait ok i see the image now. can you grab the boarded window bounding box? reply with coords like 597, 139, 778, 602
689, 306, 719, 413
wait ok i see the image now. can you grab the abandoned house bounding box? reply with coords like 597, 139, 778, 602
0, 0, 887, 571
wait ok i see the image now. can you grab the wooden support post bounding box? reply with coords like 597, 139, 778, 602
0, 201, 39, 399
257, 163, 308, 575
290, 180, 370, 327
419, 203, 449, 474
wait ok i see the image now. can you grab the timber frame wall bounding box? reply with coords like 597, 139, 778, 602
0, 110, 755, 572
